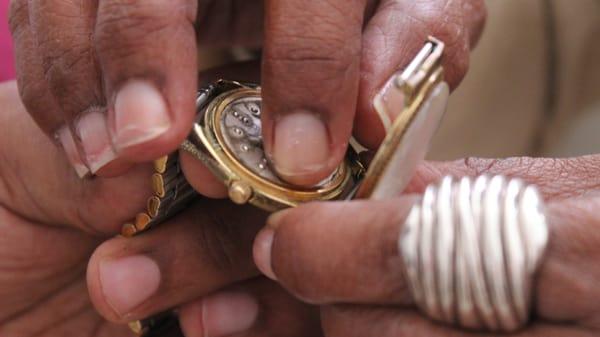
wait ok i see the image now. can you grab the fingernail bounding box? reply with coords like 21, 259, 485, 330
253, 228, 276, 280
56, 126, 90, 178
374, 74, 406, 130
112, 81, 171, 150
271, 111, 330, 186
202, 291, 259, 337
76, 110, 117, 173
99, 255, 161, 316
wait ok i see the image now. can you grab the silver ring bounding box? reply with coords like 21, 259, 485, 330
400, 175, 549, 332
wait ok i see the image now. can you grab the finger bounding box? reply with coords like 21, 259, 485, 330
180, 278, 323, 337
87, 200, 267, 322
0, 81, 153, 234
8, 0, 61, 131
28, 0, 120, 175
251, 185, 600, 307
0, 207, 99, 329
355, 0, 487, 148
254, 199, 417, 305
261, 0, 367, 186
535, 196, 600, 326
8, 0, 92, 177
321, 306, 592, 337
180, 151, 228, 199
94, 0, 198, 162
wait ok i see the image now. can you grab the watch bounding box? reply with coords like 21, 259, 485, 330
180, 80, 365, 212
123, 36, 448, 335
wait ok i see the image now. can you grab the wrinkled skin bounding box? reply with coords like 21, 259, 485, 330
0, 81, 322, 337
9, 0, 486, 185
253, 156, 600, 337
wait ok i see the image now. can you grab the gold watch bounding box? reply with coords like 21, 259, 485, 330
180, 81, 365, 212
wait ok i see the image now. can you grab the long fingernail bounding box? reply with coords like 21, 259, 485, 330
56, 126, 90, 178
202, 291, 259, 337
374, 74, 406, 130
112, 81, 171, 151
99, 255, 161, 316
271, 111, 330, 186
253, 228, 276, 280
76, 110, 117, 173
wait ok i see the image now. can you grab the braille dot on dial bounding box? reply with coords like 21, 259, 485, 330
230, 127, 244, 138
233, 111, 240, 117
242, 116, 251, 125
250, 105, 260, 116
258, 163, 266, 170
241, 144, 250, 152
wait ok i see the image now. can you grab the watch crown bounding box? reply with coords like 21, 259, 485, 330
229, 181, 253, 205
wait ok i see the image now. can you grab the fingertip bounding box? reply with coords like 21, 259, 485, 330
87, 240, 162, 322
180, 301, 205, 337
56, 125, 90, 178
111, 81, 172, 151
179, 151, 228, 199
87, 241, 121, 322
253, 227, 277, 281
267, 111, 345, 187
108, 80, 196, 163
181, 292, 259, 337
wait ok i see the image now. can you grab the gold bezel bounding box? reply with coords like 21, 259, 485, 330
194, 87, 354, 210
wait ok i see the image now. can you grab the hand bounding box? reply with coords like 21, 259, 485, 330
252, 156, 600, 337
0, 80, 322, 337
9, 0, 485, 185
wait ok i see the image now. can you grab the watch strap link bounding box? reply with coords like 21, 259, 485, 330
121, 154, 198, 237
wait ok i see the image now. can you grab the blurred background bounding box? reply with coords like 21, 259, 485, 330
429, 0, 600, 160
1, 0, 598, 159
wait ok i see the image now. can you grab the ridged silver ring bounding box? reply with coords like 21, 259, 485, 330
400, 175, 549, 332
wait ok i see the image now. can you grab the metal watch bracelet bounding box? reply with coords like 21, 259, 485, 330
120, 154, 197, 238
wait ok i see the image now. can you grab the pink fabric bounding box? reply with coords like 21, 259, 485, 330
0, 0, 15, 82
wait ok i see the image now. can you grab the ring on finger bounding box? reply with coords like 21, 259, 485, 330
400, 175, 549, 332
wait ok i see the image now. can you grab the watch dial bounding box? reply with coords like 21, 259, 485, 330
220, 96, 282, 183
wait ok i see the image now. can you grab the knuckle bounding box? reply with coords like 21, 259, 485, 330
266, 36, 360, 78
95, 0, 195, 54
41, 45, 91, 83
265, 6, 362, 82
41, 48, 104, 113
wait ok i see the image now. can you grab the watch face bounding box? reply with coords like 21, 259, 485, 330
219, 96, 283, 183
218, 94, 343, 189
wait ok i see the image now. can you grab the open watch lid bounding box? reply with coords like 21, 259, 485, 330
356, 36, 448, 200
